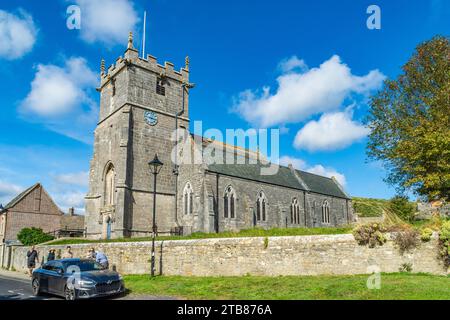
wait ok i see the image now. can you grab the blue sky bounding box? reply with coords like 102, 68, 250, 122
0, 0, 448, 213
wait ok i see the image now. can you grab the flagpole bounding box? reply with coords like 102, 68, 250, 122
142, 11, 147, 59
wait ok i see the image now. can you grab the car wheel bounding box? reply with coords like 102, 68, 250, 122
64, 286, 77, 301
32, 278, 41, 296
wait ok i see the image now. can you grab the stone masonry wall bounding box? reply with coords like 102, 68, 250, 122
204, 172, 351, 234
3, 185, 62, 242
9, 234, 447, 276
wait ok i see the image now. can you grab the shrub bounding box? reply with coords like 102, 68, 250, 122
353, 223, 387, 248
392, 227, 420, 254
420, 228, 433, 242
17, 227, 54, 246
263, 237, 269, 249
438, 221, 450, 266
389, 196, 416, 222
399, 263, 413, 273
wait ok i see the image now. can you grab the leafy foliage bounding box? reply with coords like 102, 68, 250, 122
353, 223, 387, 248
366, 36, 450, 201
17, 227, 54, 246
399, 263, 413, 273
389, 196, 416, 222
439, 221, 450, 265
420, 228, 433, 242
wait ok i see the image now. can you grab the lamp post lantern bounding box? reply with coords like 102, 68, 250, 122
148, 153, 163, 277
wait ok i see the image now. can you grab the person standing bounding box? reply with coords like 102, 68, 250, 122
61, 246, 73, 259
26, 246, 39, 277
86, 248, 96, 260
95, 250, 109, 269
47, 249, 55, 262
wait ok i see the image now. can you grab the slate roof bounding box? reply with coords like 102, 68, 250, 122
295, 170, 349, 199
206, 163, 350, 199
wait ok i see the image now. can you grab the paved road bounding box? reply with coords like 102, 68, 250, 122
0, 274, 177, 300
0, 274, 58, 300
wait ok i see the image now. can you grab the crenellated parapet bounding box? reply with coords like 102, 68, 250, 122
99, 32, 190, 90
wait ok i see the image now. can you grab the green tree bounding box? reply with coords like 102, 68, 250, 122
366, 36, 450, 201
389, 195, 416, 222
17, 227, 54, 246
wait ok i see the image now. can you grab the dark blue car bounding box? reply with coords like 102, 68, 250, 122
31, 258, 125, 300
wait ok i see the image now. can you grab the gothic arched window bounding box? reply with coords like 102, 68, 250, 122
291, 198, 300, 225
224, 186, 236, 219
322, 200, 331, 224
256, 192, 267, 222
183, 183, 193, 215
104, 164, 115, 206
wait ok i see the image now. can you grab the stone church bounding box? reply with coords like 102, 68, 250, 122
85, 33, 354, 239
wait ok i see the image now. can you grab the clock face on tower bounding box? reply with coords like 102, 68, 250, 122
144, 111, 158, 126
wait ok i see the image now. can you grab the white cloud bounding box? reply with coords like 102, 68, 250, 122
53, 191, 86, 213
306, 164, 347, 187
278, 56, 307, 73
279, 156, 307, 171
54, 171, 89, 188
20, 57, 98, 143
0, 180, 23, 206
0, 9, 37, 60
233, 55, 385, 127
294, 111, 370, 152
21, 57, 97, 116
279, 156, 346, 186
75, 0, 139, 45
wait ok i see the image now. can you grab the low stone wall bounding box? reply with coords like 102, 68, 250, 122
9, 234, 447, 276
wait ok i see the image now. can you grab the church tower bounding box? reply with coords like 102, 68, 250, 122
85, 32, 192, 239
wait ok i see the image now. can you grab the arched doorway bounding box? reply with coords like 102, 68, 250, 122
106, 217, 112, 240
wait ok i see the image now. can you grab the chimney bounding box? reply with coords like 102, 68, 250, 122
68, 207, 75, 216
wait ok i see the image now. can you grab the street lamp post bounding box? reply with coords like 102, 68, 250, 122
148, 154, 163, 277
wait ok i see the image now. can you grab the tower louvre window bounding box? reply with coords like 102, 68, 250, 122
156, 78, 166, 96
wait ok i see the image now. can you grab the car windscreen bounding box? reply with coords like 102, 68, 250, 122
63, 261, 104, 272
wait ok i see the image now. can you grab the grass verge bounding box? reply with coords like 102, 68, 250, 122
48, 226, 353, 245
123, 273, 450, 300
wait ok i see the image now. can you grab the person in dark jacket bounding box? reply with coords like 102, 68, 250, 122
26, 246, 39, 277
47, 249, 56, 262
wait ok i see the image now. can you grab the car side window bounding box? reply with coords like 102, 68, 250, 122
54, 262, 64, 273
43, 263, 52, 271
43, 261, 56, 271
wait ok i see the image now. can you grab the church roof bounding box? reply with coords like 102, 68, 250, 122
294, 170, 349, 199
206, 163, 350, 199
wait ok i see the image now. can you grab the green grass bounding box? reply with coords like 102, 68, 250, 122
123, 273, 450, 300
352, 197, 419, 225
352, 197, 390, 217
48, 227, 353, 245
